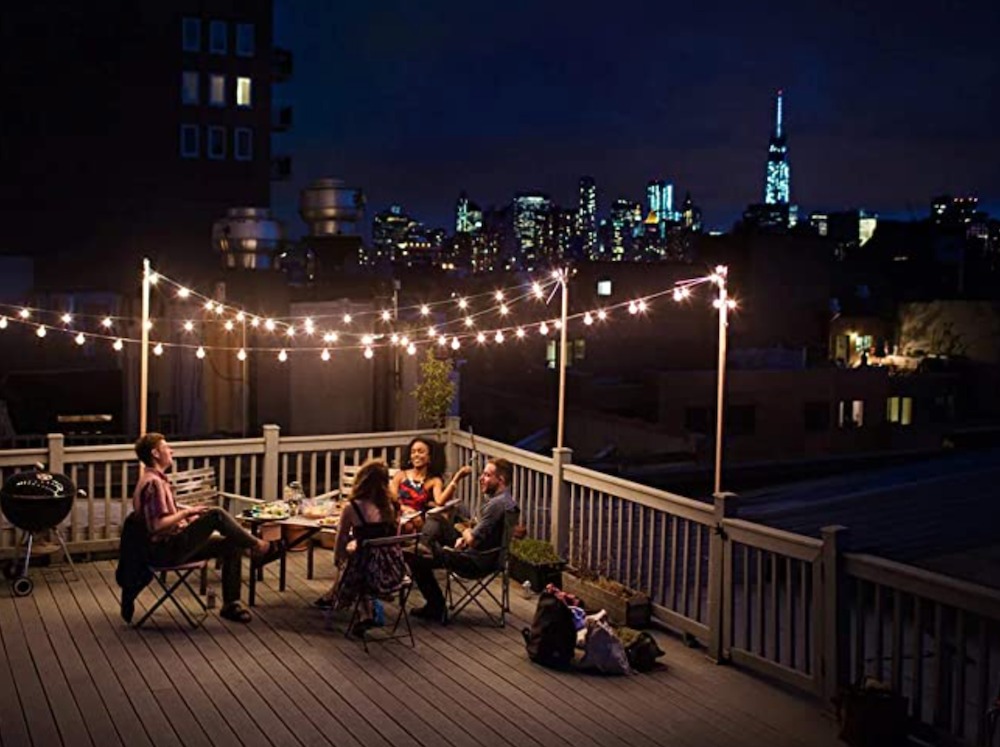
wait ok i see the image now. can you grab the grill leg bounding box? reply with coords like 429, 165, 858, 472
21, 532, 34, 578
51, 528, 78, 580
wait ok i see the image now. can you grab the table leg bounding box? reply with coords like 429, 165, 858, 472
279, 548, 287, 591
307, 540, 314, 580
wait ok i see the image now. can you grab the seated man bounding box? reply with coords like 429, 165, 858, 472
129, 432, 279, 623
409, 457, 517, 623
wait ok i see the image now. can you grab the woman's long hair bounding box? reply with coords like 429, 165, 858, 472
350, 458, 397, 523
403, 437, 445, 479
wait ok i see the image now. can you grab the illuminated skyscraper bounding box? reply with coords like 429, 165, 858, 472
513, 193, 552, 270
577, 176, 597, 259
646, 180, 674, 222
763, 90, 790, 206
455, 191, 483, 234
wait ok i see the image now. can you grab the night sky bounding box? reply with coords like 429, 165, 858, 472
272, 0, 1000, 237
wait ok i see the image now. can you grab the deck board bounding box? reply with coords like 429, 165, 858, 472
0, 552, 843, 747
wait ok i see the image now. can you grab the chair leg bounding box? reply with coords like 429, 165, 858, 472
134, 569, 208, 629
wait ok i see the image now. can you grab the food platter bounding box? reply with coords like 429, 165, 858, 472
243, 501, 291, 520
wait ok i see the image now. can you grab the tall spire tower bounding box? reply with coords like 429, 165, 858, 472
763, 89, 790, 205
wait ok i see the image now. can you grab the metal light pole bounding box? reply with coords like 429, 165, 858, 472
556, 268, 569, 450
140, 258, 151, 436
712, 266, 730, 496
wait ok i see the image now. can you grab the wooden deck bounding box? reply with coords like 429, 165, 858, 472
0, 552, 843, 747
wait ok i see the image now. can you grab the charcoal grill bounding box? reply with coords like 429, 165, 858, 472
0, 464, 80, 596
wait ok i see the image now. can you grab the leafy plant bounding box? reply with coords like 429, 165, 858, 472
568, 532, 646, 600
510, 538, 565, 565
412, 349, 456, 428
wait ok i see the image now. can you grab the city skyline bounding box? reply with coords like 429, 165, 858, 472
271, 0, 1000, 236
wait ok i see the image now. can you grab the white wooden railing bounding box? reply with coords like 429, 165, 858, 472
2, 419, 999, 746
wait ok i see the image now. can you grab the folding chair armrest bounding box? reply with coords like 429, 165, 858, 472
218, 491, 264, 513
312, 488, 341, 502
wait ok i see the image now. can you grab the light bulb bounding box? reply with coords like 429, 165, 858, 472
285, 326, 295, 337
0, 316, 7, 329
235, 311, 245, 322
464, 316, 474, 327
532, 282, 543, 298
148, 272, 159, 285
400, 335, 409, 346
539, 322, 549, 335
183, 320, 194, 332
361, 334, 373, 346
673, 288, 685, 302
476, 332, 486, 344
113, 338, 124, 351
407, 343, 416, 355
420, 304, 430, 316
265, 318, 276, 331
516, 327, 525, 338
727, 299, 737, 309
597, 309, 607, 321
61, 313, 73, 325
214, 303, 224, 314
204, 300, 214, 311
458, 298, 468, 309
499, 304, 509, 316
74, 332, 85, 345
36, 325, 47, 338
628, 301, 638, 314
381, 310, 391, 322
390, 333, 400, 345
638, 300, 647, 312
224, 320, 235, 332
277, 349, 288, 362
19, 308, 30, 319
153, 343, 163, 356
342, 313, 352, 324
321, 348, 331, 361
237, 348, 247, 361
451, 337, 460, 350
250, 316, 260, 327
438, 335, 447, 346
144, 320, 153, 331
177, 287, 190, 298
494, 331, 504, 344
583, 312, 593, 325
554, 319, 562, 330
102, 317, 113, 328
196, 346, 206, 359
494, 290, 504, 301
363, 346, 374, 359
427, 326, 436, 338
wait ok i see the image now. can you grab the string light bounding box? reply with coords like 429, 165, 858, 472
250, 316, 260, 328
74, 332, 85, 346
235, 311, 245, 322
153, 343, 163, 356
304, 318, 314, 335
19, 309, 30, 319
323, 331, 338, 343
61, 313, 73, 325
406, 342, 417, 355
277, 349, 288, 362
464, 317, 474, 328
583, 312, 593, 326
438, 335, 448, 346
427, 326, 436, 338
400, 335, 409, 346
265, 319, 276, 331
515, 327, 526, 339
499, 304, 509, 316
532, 282, 544, 298
361, 334, 373, 346
494, 331, 504, 343
420, 304, 430, 316
204, 300, 214, 311
237, 348, 247, 361
539, 322, 549, 336
0, 316, 6, 329
476, 332, 486, 344
554, 319, 562, 330
458, 298, 468, 310
285, 326, 296, 338
321, 348, 331, 361
177, 287, 190, 299
183, 320, 195, 332
638, 300, 647, 312
597, 309, 607, 321
214, 303, 225, 315
113, 338, 124, 351
36, 325, 46, 338
224, 320, 235, 332
195, 346, 206, 359
390, 333, 399, 345
451, 337, 460, 350
148, 273, 159, 285
628, 301, 638, 314
494, 290, 504, 302
102, 317, 113, 329
381, 310, 392, 322
342, 313, 352, 324
144, 320, 153, 330
363, 346, 374, 359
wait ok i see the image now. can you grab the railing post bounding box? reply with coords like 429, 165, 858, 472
47, 433, 65, 474
262, 424, 280, 501
820, 525, 850, 706
550, 447, 572, 558
708, 491, 736, 662
444, 415, 462, 472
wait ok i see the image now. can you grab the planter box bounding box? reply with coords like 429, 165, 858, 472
562, 573, 651, 629
508, 556, 564, 592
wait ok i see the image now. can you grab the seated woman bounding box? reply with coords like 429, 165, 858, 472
391, 437, 472, 533
314, 459, 403, 635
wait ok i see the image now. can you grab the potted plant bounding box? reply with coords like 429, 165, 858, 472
412, 350, 456, 428
508, 538, 565, 592
562, 539, 651, 628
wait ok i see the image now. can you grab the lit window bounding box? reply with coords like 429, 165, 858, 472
236, 23, 255, 56
886, 396, 913, 426
236, 77, 252, 108
209, 20, 227, 54
234, 127, 252, 161
182, 17, 200, 52
181, 72, 198, 105
207, 126, 226, 160
838, 399, 865, 428
209, 75, 226, 106
596, 280, 612, 297
180, 124, 199, 158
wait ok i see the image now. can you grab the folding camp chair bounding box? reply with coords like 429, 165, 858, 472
133, 559, 210, 629
444, 507, 520, 627
336, 532, 420, 653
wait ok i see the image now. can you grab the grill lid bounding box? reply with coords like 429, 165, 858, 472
1, 468, 76, 500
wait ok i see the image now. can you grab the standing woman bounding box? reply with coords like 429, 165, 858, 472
316, 459, 402, 634
391, 438, 471, 531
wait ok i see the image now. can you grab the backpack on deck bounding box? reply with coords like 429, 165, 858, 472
522, 590, 578, 669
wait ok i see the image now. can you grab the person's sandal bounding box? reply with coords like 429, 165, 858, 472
219, 601, 252, 623
253, 539, 285, 565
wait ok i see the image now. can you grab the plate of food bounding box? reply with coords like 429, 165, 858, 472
244, 501, 291, 520
317, 515, 338, 527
